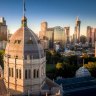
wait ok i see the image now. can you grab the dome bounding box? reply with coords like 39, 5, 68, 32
75, 66, 91, 78
5, 16, 45, 59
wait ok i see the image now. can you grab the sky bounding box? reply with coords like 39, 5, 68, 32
0, 0, 96, 36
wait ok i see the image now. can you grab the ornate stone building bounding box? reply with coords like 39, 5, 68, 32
4, 15, 61, 95
4, 16, 46, 94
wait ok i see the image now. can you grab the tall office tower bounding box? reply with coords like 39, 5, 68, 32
75, 17, 81, 43
0, 17, 7, 41
64, 27, 70, 44
87, 26, 92, 44
39, 21, 48, 40
39, 22, 66, 49
87, 26, 96, 47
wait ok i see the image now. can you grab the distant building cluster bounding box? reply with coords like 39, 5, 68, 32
39, 17, 81, 51
39, 22, 70, 50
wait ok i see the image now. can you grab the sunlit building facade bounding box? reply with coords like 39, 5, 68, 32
87, 26, 96, 47
74, 17, 81, 43
4, 16, 61, 95
39, 22, 66, 49
0, 17, 8, 49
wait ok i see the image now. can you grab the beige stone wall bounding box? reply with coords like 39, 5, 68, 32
4, 56, 46, 93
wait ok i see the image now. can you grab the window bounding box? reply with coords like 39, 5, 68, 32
9, 68, 14, 77
14, 40, 21, 44
12, 68, 14, 77
37, 69, 39, 78
33, 69, 36, 78
28, 70, 31, 79
14, 40, 17, 44
19, 69, 21, 79
38, 40, 41, 44
18, 40, 21, 44
25, 70, 27, 79
16, 69, 18, 78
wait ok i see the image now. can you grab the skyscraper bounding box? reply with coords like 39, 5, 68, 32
0, 17, 7, 49
39, 21, 66, 49
74, 17, 81, 43
64, 27, 70, 44
0, 17, 7, 41
87, 26, 96, 47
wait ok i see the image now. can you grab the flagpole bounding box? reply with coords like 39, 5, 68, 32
23, 0, 26, 16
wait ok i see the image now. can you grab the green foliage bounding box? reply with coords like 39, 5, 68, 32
56, 62, 63, 69
84, 62, 96, 77
46, 50, 62, 64
0, 50, 5, 69
80, 35, 87, 44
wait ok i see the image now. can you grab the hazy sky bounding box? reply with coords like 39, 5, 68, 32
0, 0, 96, 36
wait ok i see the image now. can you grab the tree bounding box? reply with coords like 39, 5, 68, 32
56, 62, 63, 69
0, 50, 5, 68
84, 62, 96, 77
80, 35, 87, 44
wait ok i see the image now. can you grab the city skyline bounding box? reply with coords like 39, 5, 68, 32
0, 0, 96, 35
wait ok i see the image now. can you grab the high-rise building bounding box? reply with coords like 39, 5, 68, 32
64, 27, 70, 44
74, 17, 81, 43
0, 17, 7, 41
87, 26, 96, 47
39, 22, 66, 49
0, 17, 8, 49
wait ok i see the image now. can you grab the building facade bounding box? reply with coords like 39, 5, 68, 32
64, 27, 70, 44
87, 26, 96, 47
0, 17, 8, 49
4, 16, 46, 94
4, 16, 61, 96
39, 22, 66, 50
74, 17, 81, 43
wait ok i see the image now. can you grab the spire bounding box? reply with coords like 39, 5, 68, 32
21, 0, 27, 27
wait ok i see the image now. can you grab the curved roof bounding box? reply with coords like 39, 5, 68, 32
75, 66, 91, 78
5, 17, 44, 59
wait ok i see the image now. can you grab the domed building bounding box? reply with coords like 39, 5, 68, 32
4, 16, 46, 94
3, 14, 61, 95
75, 66, 91, 78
